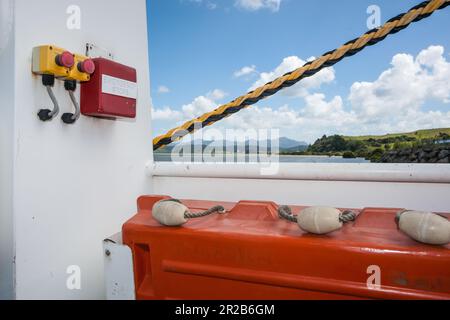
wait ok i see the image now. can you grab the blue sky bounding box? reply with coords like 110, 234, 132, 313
147, 0, 450, 143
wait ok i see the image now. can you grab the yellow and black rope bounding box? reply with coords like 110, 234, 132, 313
153, 0, 450, 150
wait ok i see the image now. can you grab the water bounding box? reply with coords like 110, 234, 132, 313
277, 155, 369, 163
154, 153, 370, 163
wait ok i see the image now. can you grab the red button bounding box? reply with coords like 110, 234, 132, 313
78, 59, 96, 75
55, 51, 75, 68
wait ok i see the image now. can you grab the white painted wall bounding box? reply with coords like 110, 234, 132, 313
2, 0, 153, 299
2, 0, 450, 301
0, 0, 15, 300
154, 176, 450, 212
151, 163, 450, 212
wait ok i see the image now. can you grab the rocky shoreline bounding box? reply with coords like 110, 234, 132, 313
378, 144, 450, 163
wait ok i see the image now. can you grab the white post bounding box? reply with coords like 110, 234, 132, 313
0, 0, 153, 299
0, 0, 15, 301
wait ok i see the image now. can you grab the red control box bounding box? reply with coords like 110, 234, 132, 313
80, 58, 137, 118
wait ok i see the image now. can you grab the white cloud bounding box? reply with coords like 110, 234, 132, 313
152, 107, 182, 121
302, 93, 346, 118
207, 89, 227, 100
349, 45, 450, 121
249, 56, 335, 97
153, 46, 450, 142
186, 0, 218, 10
234, 65, 257, 78
218, 95, 358, 142
349, 46, 450, 129
181, 95, 218, 119
206, 2, 217, 10
152, 89, 226, 122
157, 85, 170, 94
152, 92, 354, 142
235, 0, 282, 12
213, 46, 450, 141
219, 94, 449, 143
235, 46, 450, 141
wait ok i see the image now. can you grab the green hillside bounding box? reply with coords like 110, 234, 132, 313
284, 128, 450, 162
345, 128, 450, 141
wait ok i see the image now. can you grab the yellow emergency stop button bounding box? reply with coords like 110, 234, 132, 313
32, 45, 93, 82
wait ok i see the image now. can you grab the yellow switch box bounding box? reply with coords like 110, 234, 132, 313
32, 45, 72, 78
32, 45, 92, 82
69, 53, 92, 82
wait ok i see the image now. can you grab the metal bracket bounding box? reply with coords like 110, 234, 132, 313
103, 233, 136, 300
86, 43, 114, 60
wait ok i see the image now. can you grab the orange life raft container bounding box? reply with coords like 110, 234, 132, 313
122, 195, 450, 300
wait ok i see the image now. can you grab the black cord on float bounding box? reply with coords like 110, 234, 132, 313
185, 205, 226, 219
161, 199, 226, 219
278, 206, 357, 225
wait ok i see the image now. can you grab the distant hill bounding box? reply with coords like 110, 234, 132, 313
155, 137, 307, 153
278, 137, 308, 150
281, 144, 309, 153
345, 128, 450, 141
304, 127, 450, 162
154, 128, 450, 163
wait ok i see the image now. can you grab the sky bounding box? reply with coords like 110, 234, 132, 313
147, 0, 450, 143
